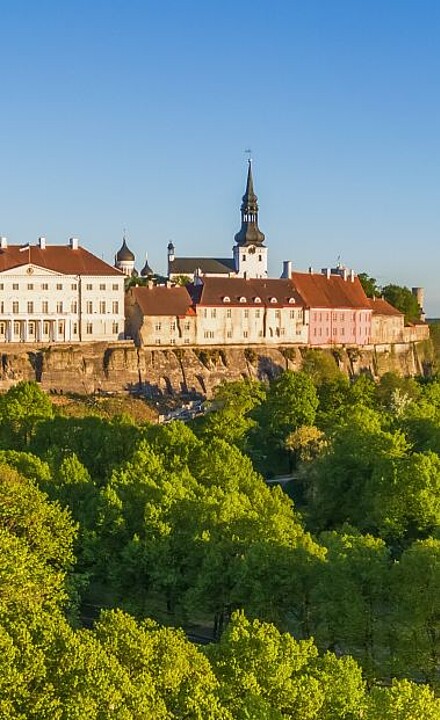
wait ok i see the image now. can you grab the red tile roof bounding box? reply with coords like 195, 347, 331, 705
0, 245, 122, 276
130, 286, 194, 317
292, 272, 371, 309
187, 276, 304, 307
369, 297, 403, 316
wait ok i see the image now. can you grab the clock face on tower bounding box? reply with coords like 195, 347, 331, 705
248, 246, 256, 254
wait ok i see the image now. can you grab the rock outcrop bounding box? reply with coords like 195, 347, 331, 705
0, 340, 433, 397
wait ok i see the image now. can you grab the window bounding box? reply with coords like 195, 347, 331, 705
14, 321, 20, 336
211, 309, 216, 318
43, 321, 50, 335
155, 338, 161, 344
242, 255, 246, 261
71, 283, 77, 290
99, 301, 106, 314
244, 309, 249, 318
58, 321, 64, 335
27, 302, 34, 314
56, 302, 63, 313
0, 284, 3, 290
333, 328, 337, 336
13, 284, 19, 291
28, 322, 35, 336
184, 322, 190, 331
184, 338, 190, 344
255, 309, 260, 318
227, 330, 232, 338
155, 323, 162, 332
71, 301, 78, 313
100, 284, 106, 291
27, 283, 34, 290
275, 310, 281, 318
0, 322, 5, 334
340, 313, 344, 321
170, 322, 176, 332
86, 301, 93, 314
42, 301, 49, 313
12, 302, 19, 313
56, 283, 63, 290
341, 327, 345, 336
226, 309, 232, 318
243, 330, 248, 338
333, 313, 337, 320
86, 284, 93, 291
270, 297, 277, 303
41, 283, 49, 290
0, 302, 3, 313
73, 323, 78, 335
239, 296, 246, 303
112, 284, 119, 291
259, 330, 263, 336
203, 308, 208, 318
170, 338, 176, 345
112, 321, 119, 334
290, 310, 295, 319
223, 296, 230, 303
258, 255, 262, 261
86, 322, 93, 334
112, 301, 119, 314
313, 328, 317, 336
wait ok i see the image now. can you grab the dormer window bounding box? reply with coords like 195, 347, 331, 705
239, 296, 247, 303
223, 296, 231, 303
288, 298, 295, 304
254, 297, 261, 303
270, 297, 277, 304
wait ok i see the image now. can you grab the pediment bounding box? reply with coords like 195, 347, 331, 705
0, 264, 70, 277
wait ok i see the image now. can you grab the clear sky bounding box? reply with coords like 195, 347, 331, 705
1, 1, 440, 313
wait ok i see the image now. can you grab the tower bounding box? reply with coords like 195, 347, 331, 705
115, 235, 136, 276
233, 160, 267, 278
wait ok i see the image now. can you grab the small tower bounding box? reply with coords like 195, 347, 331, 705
167, 241, 175, 275
233, 160, 267, 278
140, 253, 154, 278
115, 235, 135, 276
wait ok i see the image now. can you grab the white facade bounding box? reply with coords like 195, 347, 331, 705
233, 244, 268, 279
0, 250, 125, 343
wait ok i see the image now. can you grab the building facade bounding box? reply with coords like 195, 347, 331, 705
0, 237, 125, 343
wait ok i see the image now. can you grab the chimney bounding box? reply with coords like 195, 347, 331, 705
69, 237, 79, 250
0, 237, 7, 249
350, 269, 355, 282
147, 280, 154, 289
282, 260, 292, 278
321, 267, 331, 279
342, 268, 348, 281
308, 266, 313, 274
38, 236, 46, 249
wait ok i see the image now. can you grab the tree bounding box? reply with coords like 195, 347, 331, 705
0, 381, 53, 449
206, 612, 366, 720
382, 284, 421, 323
259, 371, 318, 450
367, 679, 440, 720
358, 273, 380, 298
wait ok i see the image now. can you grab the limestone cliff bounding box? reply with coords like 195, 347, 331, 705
0, 340, 434, 397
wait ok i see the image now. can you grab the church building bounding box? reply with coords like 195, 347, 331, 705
168, 160, 268, 281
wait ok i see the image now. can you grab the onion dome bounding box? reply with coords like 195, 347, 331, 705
140, 254, 154, 277
116, 236, 135, 262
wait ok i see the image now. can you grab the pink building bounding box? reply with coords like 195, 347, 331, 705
292, 269, 372, 346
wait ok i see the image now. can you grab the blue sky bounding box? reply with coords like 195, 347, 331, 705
1, 1, 440, 312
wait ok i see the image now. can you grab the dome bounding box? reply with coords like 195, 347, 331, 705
116, 237, 135, 262
140, 254, 154, 277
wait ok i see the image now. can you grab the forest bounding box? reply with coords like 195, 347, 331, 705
2, 351, 440, 719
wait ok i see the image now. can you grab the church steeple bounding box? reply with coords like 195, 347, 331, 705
234, 160, 265, 247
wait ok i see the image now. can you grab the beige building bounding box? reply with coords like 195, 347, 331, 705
126, 276, 308, 347
125, 285, 196, 346
0, 237, 125, 342
369, 297, 404, 344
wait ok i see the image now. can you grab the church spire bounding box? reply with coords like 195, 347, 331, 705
234, 160, 265, 246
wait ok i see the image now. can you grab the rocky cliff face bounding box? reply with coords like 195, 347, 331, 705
0, 340, 433, 397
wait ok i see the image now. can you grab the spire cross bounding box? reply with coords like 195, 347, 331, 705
245, 148, 252, 162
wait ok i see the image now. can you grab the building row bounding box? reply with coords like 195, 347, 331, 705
0, 161, 428, 347
125, 269, 428, 348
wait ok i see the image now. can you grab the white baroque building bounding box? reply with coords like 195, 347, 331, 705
0, 236, 125, 342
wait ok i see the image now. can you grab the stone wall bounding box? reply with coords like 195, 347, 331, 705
0, 340, 433, 397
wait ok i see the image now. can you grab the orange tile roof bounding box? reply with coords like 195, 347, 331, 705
188, 276, 304, 307
369, 297, 403, 316
0, 245, 122, 276
292, 272, 371, 309
130, 285, 194, 317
